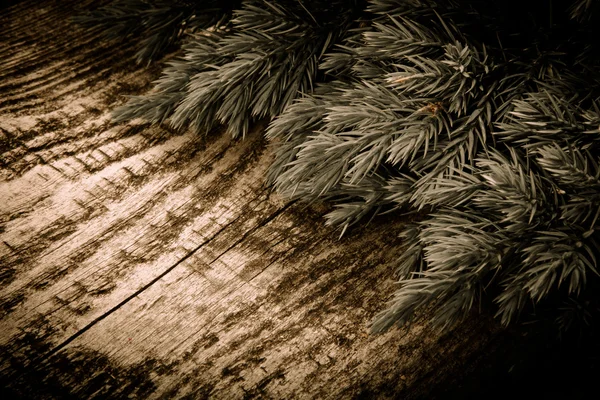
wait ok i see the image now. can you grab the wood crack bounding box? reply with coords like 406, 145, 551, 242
15, 208, 252, 370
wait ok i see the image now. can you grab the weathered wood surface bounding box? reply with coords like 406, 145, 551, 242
0, 1, 505, 398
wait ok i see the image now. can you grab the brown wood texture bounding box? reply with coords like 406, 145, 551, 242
0, 1, 504, 398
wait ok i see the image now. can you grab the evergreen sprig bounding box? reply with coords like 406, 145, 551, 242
77, 0, 600, 335
266, 0, 600, 332
109, 0, 362, 137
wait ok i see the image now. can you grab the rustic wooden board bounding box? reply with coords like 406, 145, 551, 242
0, 1, 506, 398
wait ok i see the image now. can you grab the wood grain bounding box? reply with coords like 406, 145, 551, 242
0, 1, 504, 398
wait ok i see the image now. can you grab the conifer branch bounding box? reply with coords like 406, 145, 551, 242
78, 0, 600, 335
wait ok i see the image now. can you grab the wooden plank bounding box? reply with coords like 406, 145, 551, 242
0, 1, 507, 398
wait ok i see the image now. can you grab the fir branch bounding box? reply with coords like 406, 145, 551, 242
537, 143, 600, 227
372, 209, 505, 332
83, 0, 600, 336
570, 0, 596, 21
112, 0, 362, 137
475, 149, 554, 228
537, 144, 600, 190
112, 28, 230, 124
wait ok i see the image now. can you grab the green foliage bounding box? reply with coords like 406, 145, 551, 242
108, 0, 362, 137
77, 0, 600, 334
266, 0, 600, 333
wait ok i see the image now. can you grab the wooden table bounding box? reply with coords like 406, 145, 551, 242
0, 1, 504, 398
